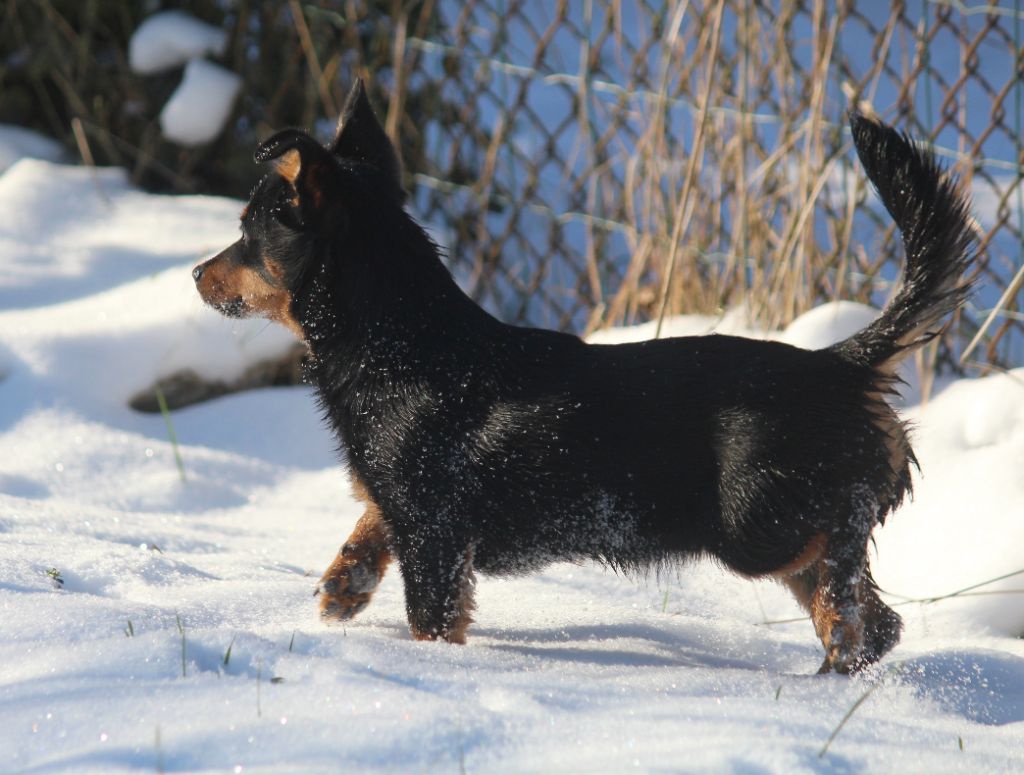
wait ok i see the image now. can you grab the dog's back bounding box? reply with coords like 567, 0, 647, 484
424, 327, 891, 577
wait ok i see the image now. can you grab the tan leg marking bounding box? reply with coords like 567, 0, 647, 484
781, 537, 881, 674
317, 474, 393, 622
446, 547, 477, 644
773, 533, 827, 578
810, 571, 866, 674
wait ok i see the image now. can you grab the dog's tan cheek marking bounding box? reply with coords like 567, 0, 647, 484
225, 261, 304, 340
262, 260, 305, 340
235, 266, 276, 308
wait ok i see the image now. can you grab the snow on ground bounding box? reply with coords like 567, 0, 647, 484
0, 126, 65, 175
1, 138, 1022, 774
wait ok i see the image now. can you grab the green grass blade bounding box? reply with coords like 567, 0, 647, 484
175, 612, 186, 677
155, 386, 186, 482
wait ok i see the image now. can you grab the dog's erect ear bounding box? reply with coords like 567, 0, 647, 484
330, 79, 404, 199
254, 129, 335, 225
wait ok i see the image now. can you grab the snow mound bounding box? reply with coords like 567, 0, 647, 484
0, 158, 239, 308
0, 158, 295, 416
0, 124, 64, 174
587, 306, 761, 344
589, 301, 879, 351
159, 59, 242, 146
872, 367, 1024, 637
777, 299, 879, 350
129, 11, 228, 75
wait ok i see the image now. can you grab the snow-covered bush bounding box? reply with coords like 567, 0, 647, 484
129, 11, 241, 147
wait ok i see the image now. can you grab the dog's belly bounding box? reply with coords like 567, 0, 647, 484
469, 487, 693, 576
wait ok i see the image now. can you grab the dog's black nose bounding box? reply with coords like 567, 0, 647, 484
192, 264, 205, 283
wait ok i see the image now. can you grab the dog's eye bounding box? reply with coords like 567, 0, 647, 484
273, 200, 304, 231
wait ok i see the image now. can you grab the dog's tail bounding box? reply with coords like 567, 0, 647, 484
830, 113, 975, 374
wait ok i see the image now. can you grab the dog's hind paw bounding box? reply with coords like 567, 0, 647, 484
816, 624, 868, 675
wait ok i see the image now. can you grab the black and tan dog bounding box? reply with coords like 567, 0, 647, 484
194, 80, 974, 674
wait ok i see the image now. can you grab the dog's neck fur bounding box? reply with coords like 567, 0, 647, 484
294, 208, 503, 462
299, 211, 493, 348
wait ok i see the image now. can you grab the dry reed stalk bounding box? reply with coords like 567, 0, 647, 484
384, 1, 409, 146
961, 262, 1024, 364
766, 1, 839, 327
654, 0, 727, 338
721, 1, 754, 315
577, 0, 605, 317
70, 116, 111, 206
596, 4, 921, 344
289, 0, 338, 117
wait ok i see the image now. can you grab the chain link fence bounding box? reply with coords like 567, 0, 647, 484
5, 1, 1022, 369
384, 0, 1024, 370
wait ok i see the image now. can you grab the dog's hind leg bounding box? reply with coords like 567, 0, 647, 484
811, 540, 868, 674
859, 570, 902, 666
317, 501, 393, 622
783, 545, 865, 674
783, 551, 900, 674
810, 490, 883, 674
395, 531, 476, 644
780, 491, 896, 673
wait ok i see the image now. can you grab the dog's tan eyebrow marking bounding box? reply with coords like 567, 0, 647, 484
275, 149, 302, 185
240, 204, 249, 220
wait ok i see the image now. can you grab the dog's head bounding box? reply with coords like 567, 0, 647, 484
192, 79, 403, 339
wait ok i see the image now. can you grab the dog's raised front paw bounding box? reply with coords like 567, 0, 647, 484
316, 544, 390, 622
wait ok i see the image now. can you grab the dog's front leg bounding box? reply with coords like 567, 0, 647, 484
317, 503, 392, 622
395, 532, 476, 644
